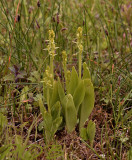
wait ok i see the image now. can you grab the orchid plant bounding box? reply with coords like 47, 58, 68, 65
39, 28, 95, 145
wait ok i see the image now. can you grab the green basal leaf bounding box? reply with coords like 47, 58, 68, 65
73, 80, 85, 112
87, 120, 96, 147
57, 78, 65, 102
83, 62, 91, 79
51, 101, 61, 120
79, 79, 95, 129
20, 86, 29, 102
43, 112, 53, 142
52, 117, 62, 135
50, 81, 60, 108
63, 94, 77, 132
80, 128, 88, 141
67, 66, 78, 95
39, 98, 46, 118
43, 112, 53, 131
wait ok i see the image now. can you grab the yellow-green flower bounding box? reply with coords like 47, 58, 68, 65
76, 27, 83, 80
49, 30, 55, 42
77, 27, 83, 46
78, 44, 83, 53
43, 66, 53, 88
47, 30, 57, 58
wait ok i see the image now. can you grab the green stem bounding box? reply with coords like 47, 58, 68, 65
47, 88, 50, 113
50, 55, 54, 80
79, 52, 82, 80
64, 64, 67, 85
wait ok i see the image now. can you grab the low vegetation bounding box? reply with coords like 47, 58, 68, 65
0, 0, 131, 159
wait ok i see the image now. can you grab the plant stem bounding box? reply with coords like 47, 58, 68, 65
50, 55, 54, 80
64, 64, 67, 85
47, 87, 50, 113
79, 52, 82, 80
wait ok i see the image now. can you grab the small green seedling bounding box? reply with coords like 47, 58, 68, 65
80, 120, 96, 147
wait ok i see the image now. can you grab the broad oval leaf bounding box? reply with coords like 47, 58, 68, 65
51, 101, 61, 120
73, 80, 85, 112
79, 79, 95, 129
64, 94, 77, 132
52, 117, 62, 135
67, 66, 78, 95
50, 81, 60, 108
87, 120, 96, 147
83, 62, 91, 79
80, 127, 88, 141
57, 78, 65, 102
